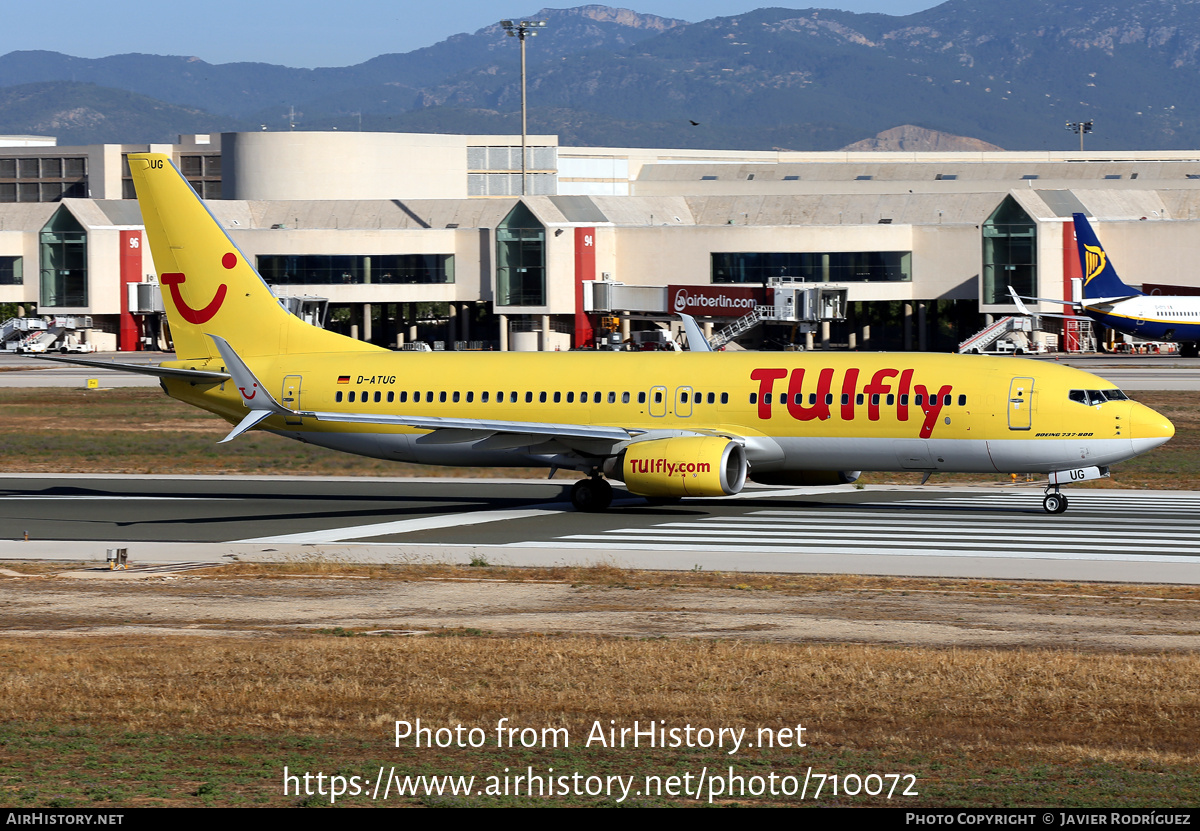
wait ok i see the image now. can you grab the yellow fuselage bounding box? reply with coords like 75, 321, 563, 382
162, 350, 1172, 476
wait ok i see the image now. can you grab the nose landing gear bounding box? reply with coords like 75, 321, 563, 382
1043, 486, 1068, 514
1042, 466, 1108, 514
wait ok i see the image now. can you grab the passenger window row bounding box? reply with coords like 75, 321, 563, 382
750, 392, 968, 407
333, 389, 734, 405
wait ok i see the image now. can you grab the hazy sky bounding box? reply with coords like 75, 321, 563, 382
3, 1, 940, 68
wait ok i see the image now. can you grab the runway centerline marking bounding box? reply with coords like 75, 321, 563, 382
235, 501, 576, 543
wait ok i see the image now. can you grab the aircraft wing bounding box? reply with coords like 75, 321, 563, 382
1023, 311, 1079, 320
207, 334, 639, 447
30, 354, 230, 382
1006, 286, 1142, 318
1020, 296, 1074, 306
1015, 294, 1138, 307
307, 410, 636, 443
1081, 296, 1141, 307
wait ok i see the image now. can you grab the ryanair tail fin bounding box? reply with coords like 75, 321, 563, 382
128, 153, 382, 361
1072, 213, 1142, 301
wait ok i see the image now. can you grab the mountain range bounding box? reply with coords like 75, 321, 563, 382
2, 1, 1199, 151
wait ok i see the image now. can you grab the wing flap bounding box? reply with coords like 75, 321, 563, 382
1080, 296, 1140, 307
306, 410, 633, 443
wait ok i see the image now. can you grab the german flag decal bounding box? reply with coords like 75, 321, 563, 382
337, 375, 350, 384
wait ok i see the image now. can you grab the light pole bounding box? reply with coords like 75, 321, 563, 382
1065, 119, 1094, 151
500, 19, 547, 196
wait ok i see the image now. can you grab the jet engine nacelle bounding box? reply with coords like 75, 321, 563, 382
609, 436, 748, 498
749, 470, 861, 487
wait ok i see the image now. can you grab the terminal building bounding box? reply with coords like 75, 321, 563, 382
3, 130, 1200, 352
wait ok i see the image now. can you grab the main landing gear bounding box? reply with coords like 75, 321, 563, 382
1042, 486, 1068, 514
571, 476, 613, 512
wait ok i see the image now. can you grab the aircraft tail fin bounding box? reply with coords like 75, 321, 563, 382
127, 153, 381, 361
1072, 213, 1142, 301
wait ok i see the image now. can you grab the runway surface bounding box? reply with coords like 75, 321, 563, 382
2, 475, 1197, 584
2, 352, 1199, 582
0, 354, 164, 388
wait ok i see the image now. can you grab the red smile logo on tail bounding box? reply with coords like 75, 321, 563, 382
159, 252, 239, 324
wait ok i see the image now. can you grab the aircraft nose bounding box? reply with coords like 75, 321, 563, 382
1130, 401, 1174, 455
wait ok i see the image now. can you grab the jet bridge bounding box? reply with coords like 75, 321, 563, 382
710, 281, 848, 350
582, 278, 847, 350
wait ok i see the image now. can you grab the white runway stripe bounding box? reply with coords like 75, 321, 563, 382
3, 495, 217, 500
511, 540, 1200, 564
883, 495, 1200, 511
561, 533, 1200, 554
716, 515, 1200, 530
644, 524, 1200, 547
543, 490, 1200, 561
235, 502, 574, 543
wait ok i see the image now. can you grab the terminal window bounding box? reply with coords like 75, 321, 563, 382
467, 146, 557, 196
0, 156, 88, 202
982, 196, 1036, 304
257, 254, 454, 285
0, 257, 21, 285
712, 251, 911, 283
496, 202, 546, 305
39, 207, 88, 307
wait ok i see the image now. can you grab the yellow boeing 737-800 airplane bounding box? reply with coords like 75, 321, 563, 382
47, 154, 1175, 514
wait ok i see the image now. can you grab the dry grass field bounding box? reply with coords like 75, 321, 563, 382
2, 632, 1198, 808
1, 386, 1199, 807
2, 564, 1199, 808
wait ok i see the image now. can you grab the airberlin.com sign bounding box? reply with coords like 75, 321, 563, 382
668, 286, 771, 317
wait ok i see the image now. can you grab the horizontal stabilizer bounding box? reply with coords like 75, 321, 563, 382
31, 355, 229, 382
219, 410, 274, 444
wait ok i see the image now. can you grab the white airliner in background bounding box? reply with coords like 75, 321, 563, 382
1049, 213, 1200, 356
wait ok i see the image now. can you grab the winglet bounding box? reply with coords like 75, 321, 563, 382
677, 313, 713, 352
1007, 285, 1031, 316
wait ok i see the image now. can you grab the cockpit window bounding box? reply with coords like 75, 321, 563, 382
1069, 388, 1128, 406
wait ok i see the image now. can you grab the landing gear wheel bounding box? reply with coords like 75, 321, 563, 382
1043, 493, 1068, 514
571, 477, 613, 512
1184, 342, 1200, 358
